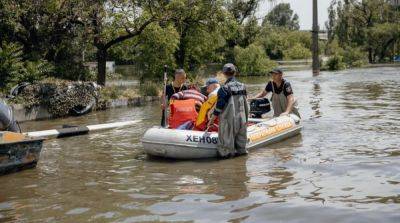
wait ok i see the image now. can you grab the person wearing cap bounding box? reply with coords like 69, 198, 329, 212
252, 68, 300, 117
194, 78, 220, 131
207, 63, 249, 158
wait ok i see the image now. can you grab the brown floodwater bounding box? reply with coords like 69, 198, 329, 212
1, 67, 399, 222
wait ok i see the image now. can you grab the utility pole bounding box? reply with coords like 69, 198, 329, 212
312, 0, 320, 76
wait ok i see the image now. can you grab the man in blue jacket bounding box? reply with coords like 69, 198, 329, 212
207, 63, 249, 158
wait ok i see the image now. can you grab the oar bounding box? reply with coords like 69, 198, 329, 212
25, 120, 141, 139
161, 65, 168, 127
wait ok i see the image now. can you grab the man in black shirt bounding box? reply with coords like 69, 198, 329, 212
165, 69, 188, 100
162, 69, 188, 110
251, 68, 300, 117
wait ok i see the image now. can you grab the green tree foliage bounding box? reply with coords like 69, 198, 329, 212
234, 44, 277, 76
75, 0, 169, 85
264, 3, 300, 30
223, 0, 261, 61
226, 0, 260, 25
0, 0, 88, 81
324, 55, 345, 71
0, 42, 25, 88
283, 43, 312, 60
327, 0, 400, 63
256, 26, 311, 60
168, 0, 226, 70
134, 24, 179, 80
0, 42, 54, 90
366, 23, 400, 62
0, 0, 87, 86
324, 40, 367, 70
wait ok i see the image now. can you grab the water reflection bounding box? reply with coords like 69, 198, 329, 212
1, 67, 400, 222
310, 81, 322, 119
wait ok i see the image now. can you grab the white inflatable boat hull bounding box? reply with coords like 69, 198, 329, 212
142, 115, 302, 159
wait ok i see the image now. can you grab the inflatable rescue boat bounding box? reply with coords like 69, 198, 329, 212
142, 114, 302, 159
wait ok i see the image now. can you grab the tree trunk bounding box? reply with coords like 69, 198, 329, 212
175, 25, 189, 69
368, 48, 373, 64
380, 39, 395, 62
176, 37, 186, 68
97, 48, 107, 86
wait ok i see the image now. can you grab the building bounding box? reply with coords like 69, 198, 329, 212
84, 61, 116, 73
389, 0, 400, 6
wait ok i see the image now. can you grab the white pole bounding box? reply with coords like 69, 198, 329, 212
25, 120, 141, 139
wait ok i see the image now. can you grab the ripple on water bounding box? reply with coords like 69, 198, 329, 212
1, 67, 399, 222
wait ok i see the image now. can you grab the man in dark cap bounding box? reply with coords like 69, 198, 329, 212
207, 63, 249, 158
194, 78, 220, 131
252, 68, 300, 117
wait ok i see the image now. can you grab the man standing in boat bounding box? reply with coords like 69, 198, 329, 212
252, 68, 300, 117
162, 69, 188, 109
207, 63, 249, 158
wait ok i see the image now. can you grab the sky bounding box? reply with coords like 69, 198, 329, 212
257, 0, 331, 30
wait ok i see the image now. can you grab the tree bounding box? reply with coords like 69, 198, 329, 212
77, 0, 169, 85
327, 0, 400, 63
366, 23, 400, 62
255, 25, 311, 60
0, 41, 54, 89
223, 0, 261, 61
234, 44, 277, 76
264, 3, 299, 30
325, 1, 337, 42
283, 43, 312, 60
168, 0, 226, 69
0, 0, 88, 80
134, 23, 180, 80
225, 0, 260, 25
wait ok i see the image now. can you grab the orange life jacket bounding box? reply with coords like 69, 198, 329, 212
168, 99, 198, 129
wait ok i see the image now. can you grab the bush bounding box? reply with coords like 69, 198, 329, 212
99, 86, 120, 100
283, 43, 311, 60
325, 39, 343, 56
0, 41, 54, 90
234, 44, 277, 76
324, 40, 367, 70
342, 47, 367, 67
99, 86, 141, 100
139, 82, 160, 96
54, 60, 91, 81
324, 55, 346, 71
9, 60, 54, 87
0, 42, 25, 89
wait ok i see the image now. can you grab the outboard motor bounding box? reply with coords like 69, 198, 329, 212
250, 98, 271, 118
0, 100, 20, 132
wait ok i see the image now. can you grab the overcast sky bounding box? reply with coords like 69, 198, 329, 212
257, 0, 331, 30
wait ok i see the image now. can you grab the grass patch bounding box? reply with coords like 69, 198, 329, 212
99, 86, 140, 100
138, 82, 160, 96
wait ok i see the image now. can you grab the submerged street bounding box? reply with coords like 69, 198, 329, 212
1, 67, 399, 222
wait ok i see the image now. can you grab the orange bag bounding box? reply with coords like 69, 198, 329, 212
168, 99, 198, 129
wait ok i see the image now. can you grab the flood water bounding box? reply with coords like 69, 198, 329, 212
1, 67, 399, 222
